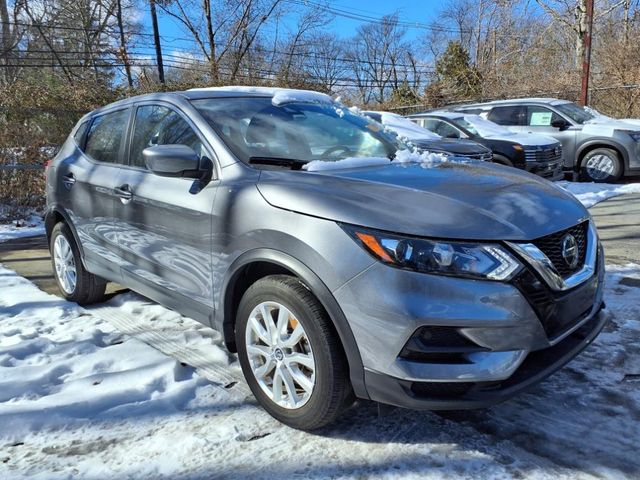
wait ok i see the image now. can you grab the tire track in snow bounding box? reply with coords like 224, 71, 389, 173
87, 304, 252, 397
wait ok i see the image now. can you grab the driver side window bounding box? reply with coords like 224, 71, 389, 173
130, 105, 204, 169
423, 119, 461, 138
526, 106, 564, 127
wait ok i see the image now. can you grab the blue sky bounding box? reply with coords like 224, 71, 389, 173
136, 0, 446, 59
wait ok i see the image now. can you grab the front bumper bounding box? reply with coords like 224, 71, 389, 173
334, 238, 606, 409
525, 160, 564, 181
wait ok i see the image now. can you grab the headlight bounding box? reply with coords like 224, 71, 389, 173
343, 225, 521, 281
513, 144, 524, 152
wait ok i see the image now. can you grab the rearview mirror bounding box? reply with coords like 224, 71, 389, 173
143, 145, 203, 178
551, 119, 569, 131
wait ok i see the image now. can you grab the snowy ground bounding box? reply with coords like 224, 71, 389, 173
557, 180, 640, 208
0, 214, 44, 243
0, 181, 639, 479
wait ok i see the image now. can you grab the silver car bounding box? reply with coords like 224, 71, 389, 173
454, 98, 640, 182
45, 87, 607, 430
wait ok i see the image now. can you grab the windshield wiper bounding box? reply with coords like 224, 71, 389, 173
249, 156, 307, 170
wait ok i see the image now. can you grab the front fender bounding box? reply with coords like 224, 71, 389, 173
219, 247, 369, 399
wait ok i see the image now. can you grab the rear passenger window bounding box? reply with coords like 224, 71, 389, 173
487, 106, 526, 126
73, 121, 88, 147
84, 109, 129, 163
129, 105, 204, 169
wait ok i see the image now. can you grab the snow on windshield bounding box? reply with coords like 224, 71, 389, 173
460, 115, 514, 137
378, 113, 441, 141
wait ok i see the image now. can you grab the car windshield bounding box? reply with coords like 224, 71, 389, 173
554, 102, 595, 124
451, 115, 513, 137
191, 97, 406, 165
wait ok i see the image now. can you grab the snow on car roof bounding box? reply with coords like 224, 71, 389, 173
187, 86, 334, 106
461, 97, 573, 107
409, 110, 463, 120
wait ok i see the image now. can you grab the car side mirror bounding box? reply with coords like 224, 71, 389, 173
143, 145, 205, 179
445, 131, 460, 139
551, 119, 569, 131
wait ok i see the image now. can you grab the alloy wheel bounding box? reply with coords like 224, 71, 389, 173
585, 154, 615, 181
53, 235, 77, 294
245, 301, 316, 409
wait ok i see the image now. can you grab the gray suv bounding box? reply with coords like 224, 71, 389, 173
45, 87, 607, 430
454, 98, 640, 182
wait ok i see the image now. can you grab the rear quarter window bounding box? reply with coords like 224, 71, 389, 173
84, 109, 130, 163
73, 121, 89, 148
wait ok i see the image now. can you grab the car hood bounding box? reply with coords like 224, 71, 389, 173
257, 161, 588, 241
581, 117, 640, 136
411, 138, 490, 155
487, 131, 559, 147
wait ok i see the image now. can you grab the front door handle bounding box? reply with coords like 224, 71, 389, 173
114, 184, 133, 204
62, 173, 75, 189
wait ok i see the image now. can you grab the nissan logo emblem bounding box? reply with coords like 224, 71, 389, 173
561, 234, 579, 269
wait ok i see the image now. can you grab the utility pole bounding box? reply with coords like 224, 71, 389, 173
116, 0, 133, 88
149, 0, 165, 85
579, 0, 594, 106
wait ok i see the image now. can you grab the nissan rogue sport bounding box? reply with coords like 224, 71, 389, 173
45, 87, 607, 430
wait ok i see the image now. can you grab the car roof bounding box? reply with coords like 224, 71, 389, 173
456, 97, 573, 108
85, 86, 335, 118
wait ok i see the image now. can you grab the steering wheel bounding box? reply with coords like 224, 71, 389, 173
321, 145, 353, 158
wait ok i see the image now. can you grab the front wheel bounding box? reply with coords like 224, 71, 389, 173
235, 275, 353, 430
50, 222, 107, 304
580, 148, 622, 182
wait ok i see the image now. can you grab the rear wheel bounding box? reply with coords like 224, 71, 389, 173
580, 148, 622, 182
50, 222, 107, 304
235, 275, 353, 430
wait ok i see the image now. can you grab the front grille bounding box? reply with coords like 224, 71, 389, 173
524, 144, 563, 163
456, 151, 493, 162
531, 221, 588, 278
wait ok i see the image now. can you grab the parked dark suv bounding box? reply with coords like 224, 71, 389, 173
362, 110, 493, 162
46, 87, 607, 430
408, 111, 564, 181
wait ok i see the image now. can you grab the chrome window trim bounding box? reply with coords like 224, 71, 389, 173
506, 220, 597, 292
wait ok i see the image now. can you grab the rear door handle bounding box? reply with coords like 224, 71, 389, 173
62, 173, 75, 189
114, 184, 133, 204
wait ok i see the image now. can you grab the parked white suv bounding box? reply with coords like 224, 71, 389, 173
454, 98, 640, 182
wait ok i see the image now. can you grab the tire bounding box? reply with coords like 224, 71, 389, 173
491, 154, 513, 167
50, 222, 107, 304
580, 148, 622, 183
235, 275, 353, 430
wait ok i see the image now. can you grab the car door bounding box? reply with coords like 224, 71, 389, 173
112, 103, 218, 319
56, 108, 130, 281
524, 105, 578, 168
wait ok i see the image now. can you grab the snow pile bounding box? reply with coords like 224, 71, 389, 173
303, 156, 390, 171
0, 266, 208, 437
187, 86, 333, 106
303, 150, 453, 172
558, 180, 640, 208
0, 214, 44, 243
